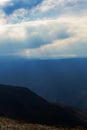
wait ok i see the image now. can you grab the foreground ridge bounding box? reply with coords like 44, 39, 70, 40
0, 85, 87, 128
0, 117, 86, 130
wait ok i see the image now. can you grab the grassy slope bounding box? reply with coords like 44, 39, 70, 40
0, 117, 86, 130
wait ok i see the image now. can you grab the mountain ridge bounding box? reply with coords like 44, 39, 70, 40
0, 84, 87, 128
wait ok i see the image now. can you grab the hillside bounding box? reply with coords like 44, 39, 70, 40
0, 84, 49, 123
0, 85, 87, 128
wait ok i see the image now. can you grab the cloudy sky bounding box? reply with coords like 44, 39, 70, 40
0, 0, 87, 58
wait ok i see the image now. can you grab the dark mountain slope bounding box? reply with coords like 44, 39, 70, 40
0, 85, 87, 128
0, 84, 49, 122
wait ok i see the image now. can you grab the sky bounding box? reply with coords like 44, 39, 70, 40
0, 0, 87, 59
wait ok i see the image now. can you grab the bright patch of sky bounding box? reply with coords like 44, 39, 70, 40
0, 0, 87, 58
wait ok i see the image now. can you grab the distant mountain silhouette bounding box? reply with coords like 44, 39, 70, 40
0, 57, 87, 109
0, 84, 87, 128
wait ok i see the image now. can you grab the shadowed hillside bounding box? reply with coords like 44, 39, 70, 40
0, 85, 87, 128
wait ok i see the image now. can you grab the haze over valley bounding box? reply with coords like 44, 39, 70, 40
0, 57, 87, 109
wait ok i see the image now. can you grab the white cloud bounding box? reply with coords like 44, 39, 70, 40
0, 0, 86, 25
0, 0, 11, 6
1, 15, 85, 58
0, 0, 87, 58
33, 0, 79, 13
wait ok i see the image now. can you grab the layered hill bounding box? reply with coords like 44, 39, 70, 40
0, 85, 87, 128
